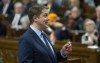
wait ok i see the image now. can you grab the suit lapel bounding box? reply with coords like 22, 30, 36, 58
28, 28, 50, 51
44, 32, 57, 62
28, 28, 57, 63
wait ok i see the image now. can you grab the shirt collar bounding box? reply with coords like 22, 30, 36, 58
30, 25, 42, 37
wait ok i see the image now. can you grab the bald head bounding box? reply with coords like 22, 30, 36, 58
14, 2, 23, 14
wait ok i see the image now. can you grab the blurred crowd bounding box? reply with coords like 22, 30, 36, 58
0, 0, 100, 46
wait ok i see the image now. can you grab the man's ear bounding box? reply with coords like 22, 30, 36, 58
33, 15, 37, 19
33, 15, 39, 22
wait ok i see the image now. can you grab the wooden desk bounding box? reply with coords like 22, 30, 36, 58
0, 37, 18, 63
54, 42, 100, 63
0, 37, 100, 63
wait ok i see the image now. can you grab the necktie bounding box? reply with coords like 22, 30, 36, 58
12, 15, 19, 26
41, 32, 53, 54
41, 32, 57, 63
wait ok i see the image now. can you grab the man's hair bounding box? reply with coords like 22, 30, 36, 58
28, 4, 47, 23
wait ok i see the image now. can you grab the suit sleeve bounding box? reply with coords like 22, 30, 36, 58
56, 51, 67, 62
18, 38, 34, 63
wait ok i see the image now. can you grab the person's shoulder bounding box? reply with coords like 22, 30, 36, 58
21, 15, 30, 22
19, 29, 31, 42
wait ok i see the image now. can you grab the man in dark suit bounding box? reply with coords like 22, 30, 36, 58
0, 0, 14, 16
64, 6, 84, 30
18, 4, 72, 63
9, 2, 30, 30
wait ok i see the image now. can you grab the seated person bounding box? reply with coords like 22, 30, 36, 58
54, 27, 72, 41
92, 5, 100, 31
48, 13, 63, 28
0, 0, 14, 17
64, 6, 84, 30
9, 2, 30, 30
45, 13, 63, 43
81, 19, 99, 46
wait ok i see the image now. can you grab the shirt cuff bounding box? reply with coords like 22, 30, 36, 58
60, 50, 67, 58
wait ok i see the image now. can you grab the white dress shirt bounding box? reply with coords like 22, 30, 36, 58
2, 3, 9, 15
12, 14, 21, 28
30, 25, 55, 55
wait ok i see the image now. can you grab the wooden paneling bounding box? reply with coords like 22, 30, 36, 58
54, 42, 100, 63
0, 37, 100, 63
0, 37, 18, 63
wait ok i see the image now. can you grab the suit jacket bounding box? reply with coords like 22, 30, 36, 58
0, 2, 14, 15
18, 28, 67, 63
64, 16, 84, 30
9, 13, 25, 25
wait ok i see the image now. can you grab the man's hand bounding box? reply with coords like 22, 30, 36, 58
61, 41, 72, 56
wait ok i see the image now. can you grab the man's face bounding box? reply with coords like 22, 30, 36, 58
35, 8, 49, 29
14, 6, 23, 14
71, 8, 80, 18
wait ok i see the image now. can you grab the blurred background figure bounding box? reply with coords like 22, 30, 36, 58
47, 13, 63, 43
54, 0, 68, 7
52, 6, 84, 42
68, 0, 80, 9
83, 0, 100, 8
48, 13, 63, 28
81, 19, 99, 46
64, 6, 84, 30
0, 0, 14, 17
20, 0, 32, 14
84, 0, 96, 8
9, 2, 30, 30
92, 5, 100, 31
48, 0, 60, 16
